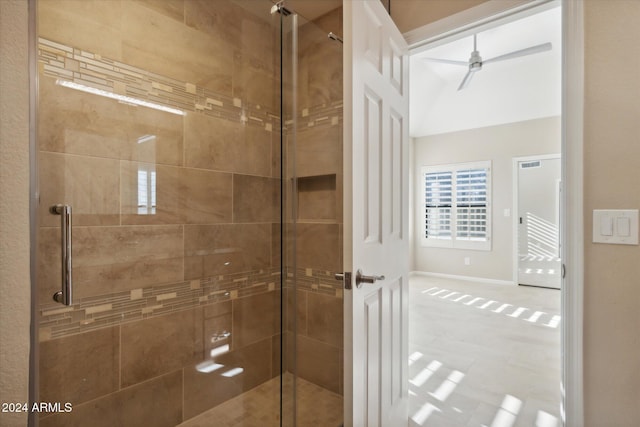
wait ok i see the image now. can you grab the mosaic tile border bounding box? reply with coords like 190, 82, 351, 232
39, 37, 342, 133
38, 37, 278, 130
39, 267, 343, 341
290, 101, 343, 130
39, 268, 280, 341
286, 267, 344, 298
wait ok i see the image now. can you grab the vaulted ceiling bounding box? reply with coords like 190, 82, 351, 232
410, 6, 561, 137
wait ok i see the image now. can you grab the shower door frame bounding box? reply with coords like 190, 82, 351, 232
28, 1, 39, 425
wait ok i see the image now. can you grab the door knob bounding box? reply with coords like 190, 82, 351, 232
355, 269, 385, 288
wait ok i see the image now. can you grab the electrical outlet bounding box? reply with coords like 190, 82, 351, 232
464, 257, 471, 265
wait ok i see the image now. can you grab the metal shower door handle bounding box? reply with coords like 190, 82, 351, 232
50, 204, 72, 305
355, 269, 385, 288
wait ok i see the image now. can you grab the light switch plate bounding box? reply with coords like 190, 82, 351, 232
593, 209, 639, 245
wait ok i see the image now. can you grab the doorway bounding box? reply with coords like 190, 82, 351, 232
515, 155, 562, 289
407, 2, 564, 425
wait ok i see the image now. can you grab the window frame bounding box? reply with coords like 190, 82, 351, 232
420, 161, 492, 251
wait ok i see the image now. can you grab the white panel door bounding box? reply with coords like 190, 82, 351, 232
343, 1, 409, 426
517, 157, 561, 289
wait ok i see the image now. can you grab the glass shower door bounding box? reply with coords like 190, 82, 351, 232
35, 1, 283, 425
279, 4, 345, 426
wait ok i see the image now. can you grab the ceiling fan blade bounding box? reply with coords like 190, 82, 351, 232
457, 69, 475, 91
423, 58, 469, 67
483, 42, 552, 64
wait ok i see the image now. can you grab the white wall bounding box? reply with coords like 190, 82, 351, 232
412, 116, 560, 281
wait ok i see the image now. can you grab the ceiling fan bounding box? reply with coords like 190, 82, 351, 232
424, 35, 552, 91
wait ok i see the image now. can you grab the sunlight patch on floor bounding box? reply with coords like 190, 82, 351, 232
421, 286, 561, 328
409, 275, 561, 426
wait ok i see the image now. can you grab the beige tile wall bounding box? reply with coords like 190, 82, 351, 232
40, 371, 184, 427
39, 295, 284, 425
37, 2, 345, 424
39, 327, 120, 406
37, 0, 284, 424
39, 0, 277, 107
296, 7, 344, 110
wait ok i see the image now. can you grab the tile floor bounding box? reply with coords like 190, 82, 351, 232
180, 274, 560, 427
178, 373, 343, 427
518, 255, 561, 289
408, 275, 561, 427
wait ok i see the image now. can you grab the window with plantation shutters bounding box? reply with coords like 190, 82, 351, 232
421, 161, 491, 250
424, 171, 452, 239
455, 168, 488, 240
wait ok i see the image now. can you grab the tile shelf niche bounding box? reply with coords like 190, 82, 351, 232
296, 174, 338, 222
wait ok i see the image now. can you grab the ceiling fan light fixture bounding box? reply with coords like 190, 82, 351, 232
469, 50, 482, 64
424, 34, 552, 91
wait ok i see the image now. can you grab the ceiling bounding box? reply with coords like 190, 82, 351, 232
410, 6, 562, 137
286, 0, 342, 21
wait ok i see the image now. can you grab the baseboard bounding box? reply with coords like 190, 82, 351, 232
409, 271, 515, 286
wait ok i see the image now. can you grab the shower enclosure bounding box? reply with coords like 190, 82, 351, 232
32, 1, 343, 425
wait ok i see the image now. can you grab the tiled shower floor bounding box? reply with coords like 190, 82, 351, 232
178, 373, 343, 427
